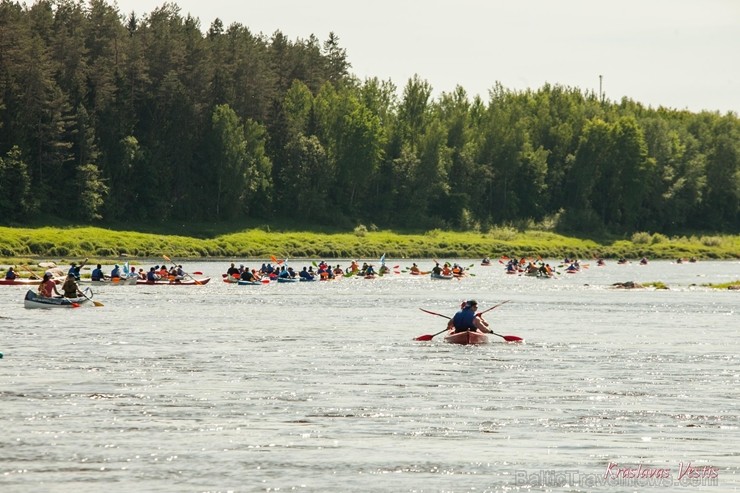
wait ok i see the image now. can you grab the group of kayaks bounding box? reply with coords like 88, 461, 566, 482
5, 276, 212, 287
222, 272, 460, 283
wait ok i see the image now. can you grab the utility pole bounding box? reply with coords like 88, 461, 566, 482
599, 74, 603, 102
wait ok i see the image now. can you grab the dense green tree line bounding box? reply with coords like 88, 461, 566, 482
1, 0, 738, 233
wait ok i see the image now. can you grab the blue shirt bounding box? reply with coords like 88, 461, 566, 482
452, 308, 477, 332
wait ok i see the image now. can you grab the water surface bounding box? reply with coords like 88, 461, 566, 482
1, 259, 738, 492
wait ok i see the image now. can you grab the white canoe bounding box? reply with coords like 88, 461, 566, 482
23, 288, 93, 309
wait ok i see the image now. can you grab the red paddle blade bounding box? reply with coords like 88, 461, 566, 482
503, 335, 523, 342
414, 334, 434, 341
71, 303, 80, 308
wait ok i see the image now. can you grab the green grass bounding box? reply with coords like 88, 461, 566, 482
0, 224, 738, 263
643, 281, 670, 290
702, 280, 740, 290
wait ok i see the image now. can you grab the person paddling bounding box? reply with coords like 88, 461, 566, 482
68, 258, 88, 281
240, 267, 256, 282
91, 264, 107, 281
61, 273, 84, 298
38, 273, 62, 298
447, 300, 492, 334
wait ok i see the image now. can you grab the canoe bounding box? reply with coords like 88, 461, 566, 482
136, 277, 210, 285
430, 273, 454, 280
1, 278, 48, 286
80, 277, 138, 286
24, 288, 93, 309
444, 331, 489, 345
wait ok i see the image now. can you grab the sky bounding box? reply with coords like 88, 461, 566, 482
111, 0, 740, 114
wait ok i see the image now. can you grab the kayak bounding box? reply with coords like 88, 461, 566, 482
237, 280, 263, 285
276, 277, 298, 283
444, 331, 489, 345
0, 277, 62, 286
430, 273, 454, 280
24, 288, 93, 309
81, 277, 138, 286
136, 277, 210, 285
0, 278, 47, 286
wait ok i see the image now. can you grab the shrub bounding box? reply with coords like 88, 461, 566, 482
353, 224, 368, 237
700, 236, 723, 247
488, 226, 518, 241
631, 232, 651, 244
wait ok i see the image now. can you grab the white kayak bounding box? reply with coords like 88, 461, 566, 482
23, 288, 93, 309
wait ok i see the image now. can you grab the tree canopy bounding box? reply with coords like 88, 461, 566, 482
0, 0, 738, 234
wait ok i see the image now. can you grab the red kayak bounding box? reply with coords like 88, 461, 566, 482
0, 278, 61, 286
137, 277, 210, 285
444, 331, 489, 345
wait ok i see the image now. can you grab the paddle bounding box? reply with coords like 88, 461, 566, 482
413, 327, 450, 341
415, 301, 522, 342
20, 264, 42, 280
78, 288, 103, 307
163, 255, 202, 285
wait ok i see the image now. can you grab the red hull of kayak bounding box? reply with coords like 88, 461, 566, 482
0, 278, 61, 286
136, 277, 210, 285
444, 331, 489, 345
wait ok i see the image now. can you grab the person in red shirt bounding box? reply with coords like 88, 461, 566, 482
38, 273, 61, 297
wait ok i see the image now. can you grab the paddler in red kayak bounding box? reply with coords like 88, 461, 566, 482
447, 300, 492, 334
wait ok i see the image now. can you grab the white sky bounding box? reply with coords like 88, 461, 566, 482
112, 0, 740, 114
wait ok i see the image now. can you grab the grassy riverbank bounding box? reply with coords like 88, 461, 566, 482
0, 224, 738, 264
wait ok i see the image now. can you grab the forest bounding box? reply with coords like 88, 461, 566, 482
0, 0, 738, 234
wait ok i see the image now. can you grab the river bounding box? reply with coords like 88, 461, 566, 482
1, 259, 738, 492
